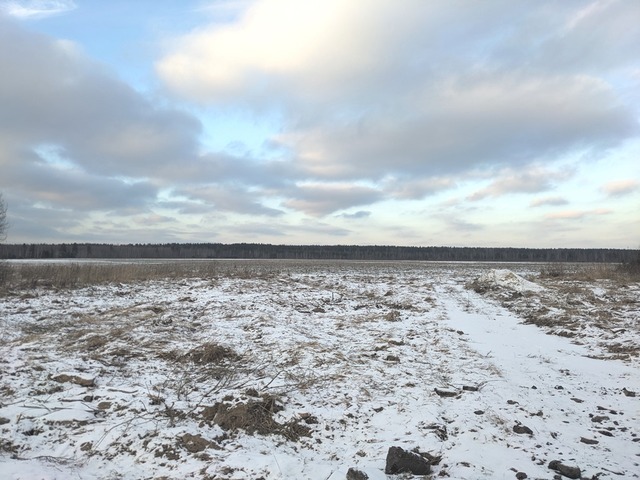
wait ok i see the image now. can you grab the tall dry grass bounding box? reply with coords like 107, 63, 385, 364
539, 262, 640, 282
0, 260, 281, 292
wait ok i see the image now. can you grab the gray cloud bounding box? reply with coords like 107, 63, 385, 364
0, 18, 299, 240
3, 152, 157, 211
283, 184, 384, 216
0, 19, 201, 179
530, 196, 569, 207
284, 73, 636, 182
468, 166, 573, 201
383, 177, 455, 200
176, 185, 284, 217
338, 211, 371, 220
225, 220, 351, 239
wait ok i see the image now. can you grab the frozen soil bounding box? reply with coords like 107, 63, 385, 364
0, 261, 638, 479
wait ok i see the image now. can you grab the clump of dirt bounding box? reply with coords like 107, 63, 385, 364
51, 373, 95, 387
200, 393, 313, 440
178, 433, 215, 453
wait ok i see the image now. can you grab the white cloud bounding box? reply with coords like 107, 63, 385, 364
1, 0, 76, 19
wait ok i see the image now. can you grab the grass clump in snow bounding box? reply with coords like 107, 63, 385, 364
184, 342, 240, 365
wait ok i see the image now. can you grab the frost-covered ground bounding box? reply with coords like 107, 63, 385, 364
0, 261, 638, 480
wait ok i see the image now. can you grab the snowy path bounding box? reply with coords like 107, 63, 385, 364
436, 280, 639, 479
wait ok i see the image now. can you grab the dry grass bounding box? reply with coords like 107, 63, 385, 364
0, 260, 282, 292
539, 262, 640, 282
184, 342, 240, 365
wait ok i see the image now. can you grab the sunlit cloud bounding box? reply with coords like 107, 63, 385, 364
545, 209, 612, 220
601, 179, 639, 197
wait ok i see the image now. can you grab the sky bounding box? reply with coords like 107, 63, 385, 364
0, 0, 639, 248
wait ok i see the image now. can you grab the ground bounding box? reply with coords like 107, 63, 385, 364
0, 260, 638, 479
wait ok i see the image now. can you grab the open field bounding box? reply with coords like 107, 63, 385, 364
1, 260, 638, 479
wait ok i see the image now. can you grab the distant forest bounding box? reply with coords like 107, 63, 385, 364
0, 243, 637, 263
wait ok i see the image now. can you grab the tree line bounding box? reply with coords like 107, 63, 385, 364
0, 242, 637, 263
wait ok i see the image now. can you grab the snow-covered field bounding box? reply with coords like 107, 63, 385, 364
0, 260, 638, 479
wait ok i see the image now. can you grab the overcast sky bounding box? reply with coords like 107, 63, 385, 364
1, 0, 639, 247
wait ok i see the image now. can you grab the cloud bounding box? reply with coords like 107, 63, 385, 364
468, 166, 573, 201
1, 0, 76, 19
384, 177, 455, 200
283, 184, 383, 216
436, 214, 484, 233
601, 179, 639, 197
176, 185, 284, 217
530, 196, 569, 207
225, 219, 351, 239
338, 211, 371, 220
2, 1, 639, 246
0, 19, 202, 181
159, 2, 638, 187
536, 0, 640, 73
0, 19, 298, 226
545, 208, 612, 221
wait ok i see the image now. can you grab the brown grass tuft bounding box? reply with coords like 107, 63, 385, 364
185, 342, 240, 364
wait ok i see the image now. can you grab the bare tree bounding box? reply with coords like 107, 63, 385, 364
0, 193, 7, 242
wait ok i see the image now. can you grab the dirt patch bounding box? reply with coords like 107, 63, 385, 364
200, 393, 313, 440
51, 374, 95, 387
177, 433, 214, 453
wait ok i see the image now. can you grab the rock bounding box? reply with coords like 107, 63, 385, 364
590, 415, 609, 423
622, 387, 636, 397
0, 417, 10, 425
385, 446, 431, 475
462, 385, 479, 392
434, 388, 458, 398
580, 437, 599, 445
516, 472, 528, 479
346, 468, 368, 480
513, 424, 533, 435
97, 401, 112, 410
548, 460, 581, 479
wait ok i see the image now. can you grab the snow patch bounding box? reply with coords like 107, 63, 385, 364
474, 268, 544, 293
